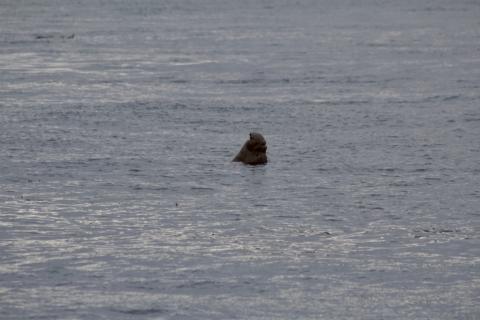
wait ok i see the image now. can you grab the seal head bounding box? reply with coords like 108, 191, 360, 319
233, 132, 268, 165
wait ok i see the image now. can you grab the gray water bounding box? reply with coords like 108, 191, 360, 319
1, 1, 480, 319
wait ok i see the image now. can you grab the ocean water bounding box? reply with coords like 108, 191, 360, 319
1, 0, 480, 319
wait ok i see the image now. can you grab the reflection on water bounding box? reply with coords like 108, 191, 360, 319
1, 0, 480, 319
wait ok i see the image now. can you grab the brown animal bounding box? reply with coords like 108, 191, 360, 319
233, 132, 268, 165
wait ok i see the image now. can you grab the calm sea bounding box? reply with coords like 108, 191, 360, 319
1, 0, 479, 319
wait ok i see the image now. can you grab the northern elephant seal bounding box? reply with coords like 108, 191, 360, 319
233, 132, 268, 165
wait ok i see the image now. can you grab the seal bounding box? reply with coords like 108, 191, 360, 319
233, 132, 268, 165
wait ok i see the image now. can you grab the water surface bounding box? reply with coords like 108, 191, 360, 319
1, 0, 480, 319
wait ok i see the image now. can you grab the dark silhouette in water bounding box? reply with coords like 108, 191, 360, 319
233, 132, 268, 165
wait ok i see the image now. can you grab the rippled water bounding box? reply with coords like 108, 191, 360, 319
1, 0, 480, 319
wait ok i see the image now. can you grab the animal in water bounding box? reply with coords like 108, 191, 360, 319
233, 132, 268, 165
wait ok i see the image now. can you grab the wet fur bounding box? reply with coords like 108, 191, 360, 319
233, 132, 268, 165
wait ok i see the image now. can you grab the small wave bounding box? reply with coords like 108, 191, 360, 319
176, 280, 218, 289
464, 115, 480, 122
378, 168, 396, 172
422, 94, 461, 103
325, 218, 343, 222
170, 79, 189, 84
389, 180, 414, 187
190, 186, 215, 191
33, 32, 75, 40
112, 307, 167, 316
169, 59, 217, 66
218, 78, 290, 85
130, 184, 169, 191
275, 215, 300, 219
310, 99, 371, 106
413, 226, 459, 239
442, 95, 461, 101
